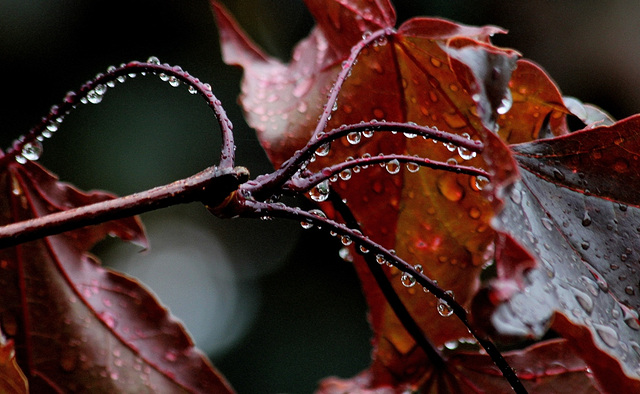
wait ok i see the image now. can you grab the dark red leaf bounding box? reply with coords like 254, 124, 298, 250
0, 160, 233, 393
318, 339, 600, 393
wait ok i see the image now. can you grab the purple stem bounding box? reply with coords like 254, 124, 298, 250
1, 60, 236, 170
0, 166, 248, 249
245, 120, 485, 199
235, 198, 525, 393
285, 153, 490, 193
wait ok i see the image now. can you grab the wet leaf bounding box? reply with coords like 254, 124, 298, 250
481, 115, 640, 390
0, 160, 233, 393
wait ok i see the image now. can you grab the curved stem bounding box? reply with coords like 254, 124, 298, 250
2, 60, 236, 169
246, 120, 485, 199
0, 166, 248, 249
285, 153, 490, 193
329, 192, 447, 369
231, 198, 526, 393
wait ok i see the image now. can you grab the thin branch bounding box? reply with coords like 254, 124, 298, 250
285, 153, 490, 193
234, 197, 526, 393
329, 192, 447, 369
0, 166, 248, 249
246, 120, 485, 199
2, 59, 236, 169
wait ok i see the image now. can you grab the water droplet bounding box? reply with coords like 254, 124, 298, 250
430, 57, 442, 67
168, 76, 180, 87
582, 211, 592, 227
573, 288, 593, 314
403, 131, 417, 139
496, 89, 513, 115
594, 324, 619, 348
581, 241, 590, 250
437, 175, 464, 202
581, 276, 599, 296
406, 161, 420, 173
147, 56, 160, 64
444, 340, 459, 350
362, 129, 374, 138
359, 244, 369, 254
469, 206, 481, 219
623, 307, 640, 331
341, 235, 352, 246
339, 168, 352, 180
375, 254, 387, 265
309, 208, 326, 219
309, 180, 330, 202
443, 141, 456, 152
94, 83, 107, 96
541, 217, 554, 231
437, 291, 455, 317
315, 143, 330, 157
457, 146, 476, 160
46, 122, 58, 133
21, 141, 43, 161
625, 285, 635, 295
86, 89, 103, 104
346, 132, 361, 145
361, 153, 371, 168
385, 159, 401, 175
300, 220, 313, 229
188, 85, 198, 94
552, 168, 565, 181
401, 272, 416, 287
471, 175, 490, 191
613, 158, 629, 173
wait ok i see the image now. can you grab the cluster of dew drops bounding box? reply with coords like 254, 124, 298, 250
296, 115, 492, 318
8, 56, 208, 166
299, 132, 471, 318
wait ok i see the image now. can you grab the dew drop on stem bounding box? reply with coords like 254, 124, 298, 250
339, 168, 352, 180
347, 132, 361, 145
406, 162, 420, 173
437, 290, 455, 317
386, 159, 401, 174
309, 180, 330, 202
315, 143, 330, 157
168, 76, 180, 87
21, 141, 43, 161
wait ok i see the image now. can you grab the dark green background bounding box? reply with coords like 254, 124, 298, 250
2, 1, 639, 392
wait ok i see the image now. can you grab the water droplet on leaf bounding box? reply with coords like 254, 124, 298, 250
594, 324, 619, 348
